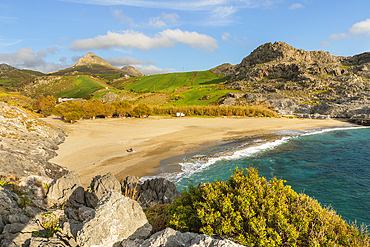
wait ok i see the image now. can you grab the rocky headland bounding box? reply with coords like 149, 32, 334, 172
213, 41, 370, 125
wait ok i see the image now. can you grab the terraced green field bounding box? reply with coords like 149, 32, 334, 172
57, 76, 106, 98
122, 71, 227, 92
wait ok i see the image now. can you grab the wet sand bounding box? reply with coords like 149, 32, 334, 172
45, 116, 347, 186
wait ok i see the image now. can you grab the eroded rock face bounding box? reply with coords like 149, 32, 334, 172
122, 176, 181, 208
85, 172, 122, 208
77, 191, 152, 247
47, 171, 86, 208
210, 42, 370, 124
0, 102, 68, 180
121, 227, 244, 247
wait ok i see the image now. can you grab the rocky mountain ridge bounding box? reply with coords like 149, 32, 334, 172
213, 41, 370, 124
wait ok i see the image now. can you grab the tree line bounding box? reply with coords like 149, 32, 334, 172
33, 94, 276, 124
52, 99, 152, 123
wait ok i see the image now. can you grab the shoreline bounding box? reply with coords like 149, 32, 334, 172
44, 116, 352, 187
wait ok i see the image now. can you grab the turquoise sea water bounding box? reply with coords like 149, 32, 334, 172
171, 127, 370, 227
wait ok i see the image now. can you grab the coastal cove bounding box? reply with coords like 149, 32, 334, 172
46, 116, 347, 185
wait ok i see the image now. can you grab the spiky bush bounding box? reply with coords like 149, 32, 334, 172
169, 168, 369, 246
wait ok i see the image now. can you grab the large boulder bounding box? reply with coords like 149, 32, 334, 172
122, 176, 181, 208
85, 172, 122, 208
47, 171, 86, 208
77, 191, 152, 247
140, 178, 181, 208
121, 227, 244, 247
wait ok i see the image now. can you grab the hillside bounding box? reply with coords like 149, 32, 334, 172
110, 70, 232, 106
214, 41, 370, 124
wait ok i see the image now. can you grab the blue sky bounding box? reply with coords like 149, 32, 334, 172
1, 0, 370, 74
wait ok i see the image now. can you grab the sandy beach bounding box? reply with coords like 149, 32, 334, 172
45, 116, 348, 186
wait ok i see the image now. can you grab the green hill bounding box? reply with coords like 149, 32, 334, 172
111, 71, 233, 106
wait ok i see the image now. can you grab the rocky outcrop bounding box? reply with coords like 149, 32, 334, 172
122, 176, 181, 208
121, 227, 244, 247
0, 102, 68, 179
212, 42, 370, 124
85, 172, 122, 208
121, 65, 145, 77
77, 191, 152, 247
47, 171, 86, 208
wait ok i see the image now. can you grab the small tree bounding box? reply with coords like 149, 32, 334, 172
102, 103, 115, 118
133, 103, 152, 118
53, 101, 83, 123
113, 101, 133, 118
33, 94, 56, 117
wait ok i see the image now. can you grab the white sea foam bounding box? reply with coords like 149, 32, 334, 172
140, 125, 369, 183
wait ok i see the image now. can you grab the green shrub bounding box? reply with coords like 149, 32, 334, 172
144, 204, 172, 234
169, 168, 370, 246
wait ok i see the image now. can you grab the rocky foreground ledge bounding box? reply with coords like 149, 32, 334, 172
0, 171, 243, 247
0, 102, 68, 180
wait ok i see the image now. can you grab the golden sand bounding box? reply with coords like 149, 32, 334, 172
45, 116, 348, 186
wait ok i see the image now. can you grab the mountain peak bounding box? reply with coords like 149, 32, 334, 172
73, 52, 113, 68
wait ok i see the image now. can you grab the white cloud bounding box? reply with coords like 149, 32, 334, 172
320, 40, 331, 47
69, 29, 218, 52
0, 39, 22, 47
161, 29, 218, 51
58, 0, 282, 11
134, 64, 171, 75
72, 55, 82, 62
211, 6, 236, 19
329, 33, 348, 40
222, 32, 231, 41
289, 3, 304, 10
324, 18, 370, 46
47, 45, 60, 54
149, 17, 166, 27
106, 56, 144, 67
161, 13, 179, 23
111, 8, 134, 25
0, 47, 70, 73
349, 18, 370, 35
59, 57, 67, 63
36, 49, 47, 58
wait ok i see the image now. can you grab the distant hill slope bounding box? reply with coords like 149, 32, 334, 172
51, 52, 144, 77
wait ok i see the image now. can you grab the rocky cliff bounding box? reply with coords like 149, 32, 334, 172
0, 102, 68, 180
214, 41, 370, 124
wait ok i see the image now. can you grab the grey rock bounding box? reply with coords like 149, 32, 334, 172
65, 207, 78, 220
139, 178, 181, 208
3, 223, 26, 234
29, 233, 71, 247
47, 171, 85, 208
0, 217, 4, 234
85, 172, 122, 208
0, 187, 19, 216
124, 227, 244, 247
78, 206, 95, 222
77, 191, 152, 247
62, 220, 83, 240
0, 232, 32, 247
8, 214, 30, 224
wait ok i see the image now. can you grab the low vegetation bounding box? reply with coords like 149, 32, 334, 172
145, 168, 369, 246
